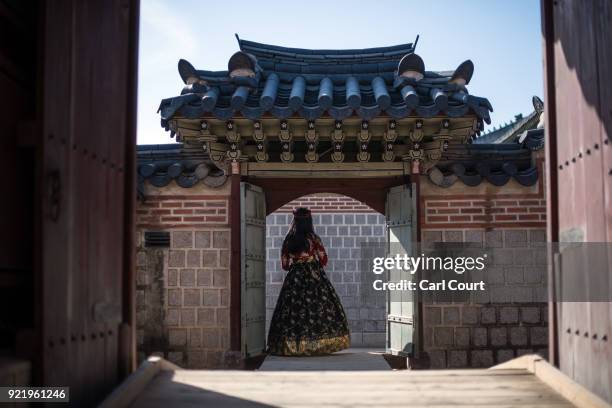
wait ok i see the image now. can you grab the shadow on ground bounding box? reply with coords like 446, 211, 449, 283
259, 348, 390, 371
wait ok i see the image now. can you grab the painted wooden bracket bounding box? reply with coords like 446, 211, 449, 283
383, 120, 397, 162
403, 120, 424, 162
357, 120, 371, 162
410, 119, 424, 142
305, 120, 319, 163
331, 120, 345, 163
225, 120, 242, 162
252, 120, 268, 162
182, 120, 218, 152
207, 141, 230, 175
424, 119, 451, 166
279, 120, 294, 163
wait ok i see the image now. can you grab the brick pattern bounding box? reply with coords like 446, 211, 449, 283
266, 211, 387, 347
136, 228, 233, 368
422, 197, 546, 228
136, 195, 229, 228
424, 303, 549, 368
276, 193, 374, 213
421, 228, 549, 368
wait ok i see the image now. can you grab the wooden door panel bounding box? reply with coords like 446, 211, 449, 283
241, 183, 267, 358
41, 0, 137, 404
386, 184, 417, 357
547, 0, 612, 402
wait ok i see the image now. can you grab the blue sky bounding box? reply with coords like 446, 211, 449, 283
137, 0, 543, 145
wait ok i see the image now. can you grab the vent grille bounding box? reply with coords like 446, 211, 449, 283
144, 231, 170, 248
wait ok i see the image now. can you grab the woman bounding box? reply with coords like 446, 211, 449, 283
267, 207, 350, 356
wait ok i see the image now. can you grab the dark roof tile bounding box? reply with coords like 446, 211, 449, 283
159, 36, 493, 123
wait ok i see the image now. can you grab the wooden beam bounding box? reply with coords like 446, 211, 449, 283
244, 162, 409, 178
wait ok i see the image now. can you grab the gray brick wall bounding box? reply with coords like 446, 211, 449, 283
421, 228, 549, 368
266, 212, 387, 347
136, 228, 239, 368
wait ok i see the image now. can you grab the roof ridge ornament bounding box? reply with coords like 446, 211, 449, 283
450, 60, 474, 86
397, 53, 425, 81
178, 59, 198, 84
227, 51, 261, 97
532, 95, 544, 113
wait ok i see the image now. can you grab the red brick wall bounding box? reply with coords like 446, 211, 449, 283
422, 197, 546, 229
276, 193, 375, 213
136, 195, 229, 228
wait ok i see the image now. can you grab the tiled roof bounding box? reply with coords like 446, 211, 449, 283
158, 35, 493, 127
136, 143, 538, 189
136, 144, 227, 197
474, 111, 538, 144
428, 143, 539, 187
474, 96, 544, 147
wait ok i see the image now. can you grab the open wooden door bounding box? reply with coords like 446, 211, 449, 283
240, 182, 267, 362
542, 0, 612, 401
40, 0, 139, 404
385, 184, 419, 359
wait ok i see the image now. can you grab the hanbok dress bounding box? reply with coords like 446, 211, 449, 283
267, 234, 350, 356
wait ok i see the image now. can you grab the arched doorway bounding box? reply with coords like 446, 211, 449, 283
265, 193, 387, 349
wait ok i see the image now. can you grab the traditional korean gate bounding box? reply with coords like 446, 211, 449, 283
240, 182, 267, 360
385, 184, 419, 358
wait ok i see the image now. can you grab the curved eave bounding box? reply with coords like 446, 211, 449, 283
428, 143, 540, 187
237, 37, 417, 65
429, 164, 539, 187
137, 145, 227, 192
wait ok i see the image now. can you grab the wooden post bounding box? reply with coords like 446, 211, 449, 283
230, 161, 242, 352
541, 0, 559, 368
120, 0, 140, 376
412, 168, 424, 365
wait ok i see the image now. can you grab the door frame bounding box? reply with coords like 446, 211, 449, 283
229, 172, 421, 367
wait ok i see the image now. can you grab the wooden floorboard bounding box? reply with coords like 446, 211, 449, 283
129, 369, 575, 408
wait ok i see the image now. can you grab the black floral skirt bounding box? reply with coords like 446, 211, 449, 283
267, 260, 350, 356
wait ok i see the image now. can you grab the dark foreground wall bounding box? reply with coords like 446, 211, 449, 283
543, 0, 612, 402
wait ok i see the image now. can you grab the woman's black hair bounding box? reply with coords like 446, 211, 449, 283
282, 207, 316, 255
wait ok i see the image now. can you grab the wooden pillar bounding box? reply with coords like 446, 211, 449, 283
541, 0, 559, 367
120, 0, 140, 377
412, 160, 425, 364
229, 161, 241, 351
